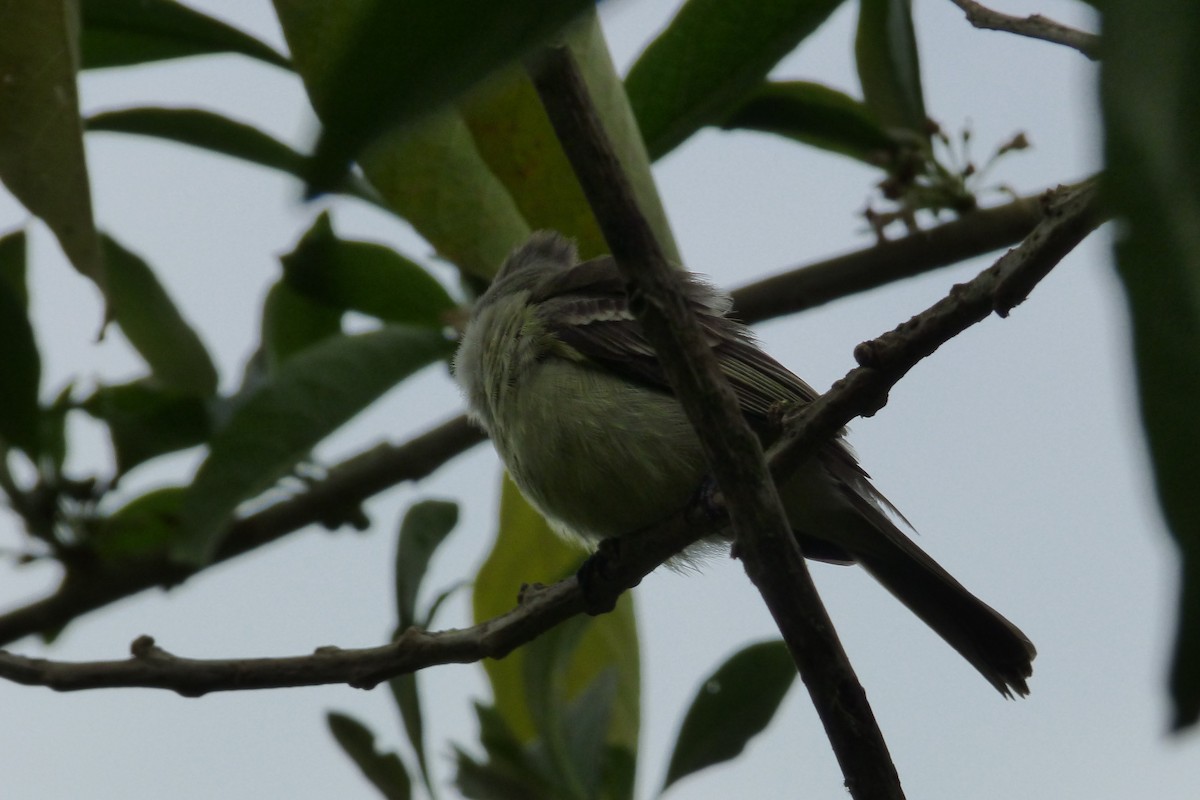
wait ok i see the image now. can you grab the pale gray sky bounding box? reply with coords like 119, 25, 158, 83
4, 1, 1197, 799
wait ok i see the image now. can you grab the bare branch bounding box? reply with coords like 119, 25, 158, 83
947, 0, 1101, 60
731, 190, 1049, 322
771, 179, 1105, 479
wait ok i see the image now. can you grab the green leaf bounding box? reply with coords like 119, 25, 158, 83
273, 1, 531, 280
326, 712, 412, 800
460, 13, 679, 263
625, 0, 847, 161
0, 228, 29, 308
41, 384, 73, 475
80, 0, 290, 70
387, 674, 437, 800
261, 281, 344, 370
521, 618, 594, 798
1100, 0, 1200, 730
0, 230, 41, 455
390, 498, 458, 798
395, 499, 460, 630
175, 325, 452, 563
85, 107, 384, 206
83, 379, 212, 474
663, 640, 797, 791
103, 235, 219, 396
92, 486, 186, 563
281, 214, 456, 328
453, 703, 551, 800
721, 80, 898, 164
296, 0, 595, 196
855, 0, 928, 137
473, 477, 640, 754
561, 669, 620, 797
0, 2, 104, 289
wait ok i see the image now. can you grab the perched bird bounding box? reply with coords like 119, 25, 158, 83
454, 231, 1035, 696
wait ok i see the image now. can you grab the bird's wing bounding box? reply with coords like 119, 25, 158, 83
533, 256, 822, 418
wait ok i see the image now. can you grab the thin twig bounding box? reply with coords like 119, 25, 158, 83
0, 176, 1103, 700
947, 0, 1101, 60
527, 45, 905, 800
0, 417, 484, 646
771, 179, 1105, 479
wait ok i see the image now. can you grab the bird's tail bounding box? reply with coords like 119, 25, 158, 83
854, 530, 1036, 697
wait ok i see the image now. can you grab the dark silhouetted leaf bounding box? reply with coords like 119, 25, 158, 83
297, 0, 594, 195
663, 640, 796, 790
0, 230, 40, 455
273, 1, 531, 281
327, 712, 412, 800
261, 280, 343, 370
175, 325, 452, 563
103, 235, 219, 396
281, 214, 455, 327
80, 0, 289, 70
83, 379, 212, 474
395, 499, 459, 630
85, 107, 383, 205
722, 80, 898, 164
92, 486, 186, 562
625, 0, 847, 160
855, 0, 928, 138
390, 498, 459, 797
1101, 0, 1200, 731
0, 3, 104, 288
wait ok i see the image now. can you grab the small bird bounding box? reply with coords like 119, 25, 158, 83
454, 231, 1035, 696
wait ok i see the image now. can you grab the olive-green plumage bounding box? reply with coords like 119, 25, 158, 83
455, 231, 1035, 696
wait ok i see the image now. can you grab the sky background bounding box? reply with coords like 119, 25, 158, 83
4, 1, 1198, 798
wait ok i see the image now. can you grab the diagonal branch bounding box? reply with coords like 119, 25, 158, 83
947, 0, 1101, 60
526, 45, 905, 800
0, 174, 1104, 699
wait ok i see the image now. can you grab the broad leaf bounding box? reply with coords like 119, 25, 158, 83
473, 477, 640, 754
1100, 0, 1200, 730
296, 0, 595, 195
80, 0, 289, 70
0, 2, 104, 288
86, 107, 383, 206
103, 235, 219, 396
855, 0, 928, 138
273, 0, 530, 280
83, 379, 212, 474
92, 486, 186, 563
281, 214, 456, 328
0, 230, 41, 455
454, 703, 549, 800
175, 325, 452, 563
327, 712, 412, 800
260, 281, 344, 370
625, 0, 847, 160
462, 13, 679, 263
663, 640, 796, 790
722, 80, 898, 164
